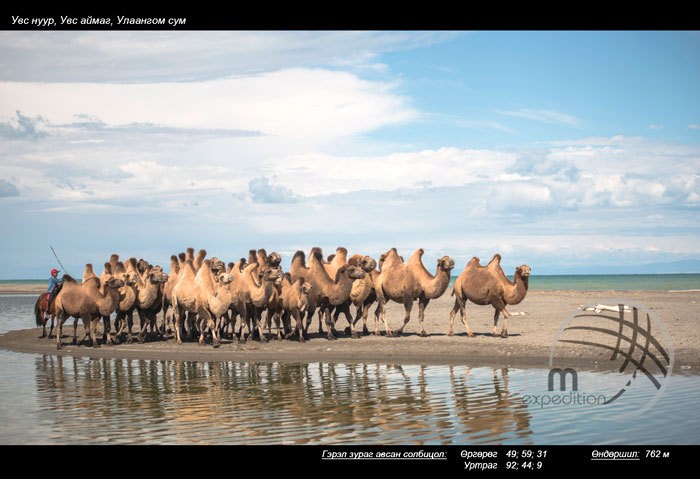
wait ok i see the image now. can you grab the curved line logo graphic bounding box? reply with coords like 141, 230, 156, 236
547, 300, 673, 419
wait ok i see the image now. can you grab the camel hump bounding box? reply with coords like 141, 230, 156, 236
248, 250, 257, 263
63, 274, 77, 283
347, 254, 363, 267
336, 246, 348, 256
183, 259, 196, 275
487, 254, 502, 266
467, 257, 482, 267
292, 250, 306, 267
186, 248, 194, 260
103, 262, 112, 275
310, 247, 324, 261
408, 248, 425, 262
83, 276, 100, 287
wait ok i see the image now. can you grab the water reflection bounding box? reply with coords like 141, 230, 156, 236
32, 357, 533, 444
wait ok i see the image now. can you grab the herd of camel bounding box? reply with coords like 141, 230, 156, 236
34, 246, 531, 350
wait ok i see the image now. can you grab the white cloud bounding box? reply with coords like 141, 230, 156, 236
497, 108, 581, 127
0, 68, 416, 147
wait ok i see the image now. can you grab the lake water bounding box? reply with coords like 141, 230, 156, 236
7, 273, 700, 292
1, 294, 699, 445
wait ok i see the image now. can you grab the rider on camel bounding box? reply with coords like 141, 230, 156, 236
45, 268, 63, 320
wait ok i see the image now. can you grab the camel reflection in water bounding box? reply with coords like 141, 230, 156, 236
33, 356, 533, 444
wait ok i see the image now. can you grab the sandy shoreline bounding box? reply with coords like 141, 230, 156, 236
1, 286, 698, 373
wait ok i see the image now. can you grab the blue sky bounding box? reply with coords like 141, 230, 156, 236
1, 30, 699, 278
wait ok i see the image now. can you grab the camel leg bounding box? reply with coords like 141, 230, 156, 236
491, 301, 510, 337
417, 296, 430, 337
103, 315, 114, 346
459, 299, 474, 337
294, 310, 305, 342
303, 307, 315, 339
323, 307, 336, 341
137, 309, 147, 343
358, 301, 372, 336
255, 309, 269, 343
73, 317, 80, 345
374, 302, 388, 336
199, 307, 220, 348
392, 298, 414, 337
56, 311, 67, 350
316, 309, 325, 335
174, 306, 184, 345
88, 314, 100, 348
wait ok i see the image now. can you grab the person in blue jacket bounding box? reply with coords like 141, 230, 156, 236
45, 268, 63, 318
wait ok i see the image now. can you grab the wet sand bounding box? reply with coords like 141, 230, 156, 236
1, 285, 698, 373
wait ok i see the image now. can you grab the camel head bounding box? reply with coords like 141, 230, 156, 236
104, 277, 125, 290
148, 269, 169, 284
124, 270, 139, 286
262, 266, 283, 282
515, 265, 531, 278
137, 259, 149, 274
338, 264, 366, 281
268, 252, 282, 266
301, 281, 312, 295
209, 257, 225, 273
216, 272, 234, 285
438, 256, 456, 272
360, 256, 377, 272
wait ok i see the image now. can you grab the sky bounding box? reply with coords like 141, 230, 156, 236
1, 30, 699, 278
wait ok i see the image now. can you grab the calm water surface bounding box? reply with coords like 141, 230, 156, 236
1, 295, 699, 445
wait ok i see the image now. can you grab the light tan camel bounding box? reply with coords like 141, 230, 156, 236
223, 258, 248, 339
374, 248, 455, 337
161, 254, 183, 335
54, 269, 124, 350
449, 254, 530, 338
172, 256, 230, 347
277, 273, 313, 342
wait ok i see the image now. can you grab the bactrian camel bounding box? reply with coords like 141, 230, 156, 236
54, 268, 124, 350
277, 273, 312, 342
332, 253, 378, 338
374, 248, 455, 337
172, 256, 230, 348
449, 254, 530, 338
290, 248, 366, 341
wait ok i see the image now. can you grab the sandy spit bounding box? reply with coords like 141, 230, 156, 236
1, 287, 698, 373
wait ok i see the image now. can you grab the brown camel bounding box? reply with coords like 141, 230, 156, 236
291, 248, 366, 340
111, 258, 142, 344
449, 254, 531, 338
332, 253, 378, 338
238, 262, 283, 343
374, 248, 455, 337
277, 273, 313, 342
134, 264, 169, 342
54, 269, 124, 350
